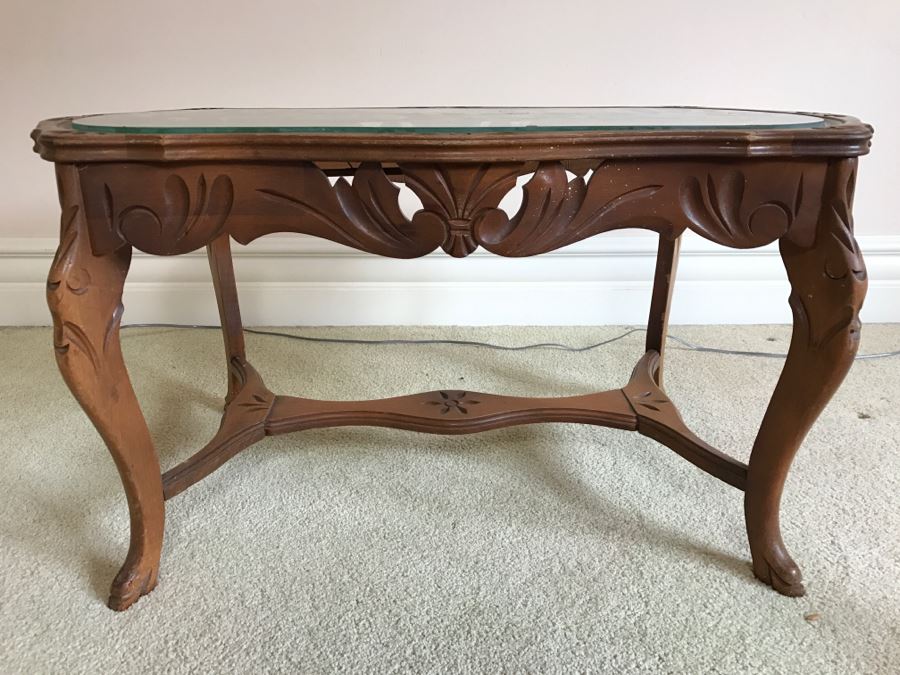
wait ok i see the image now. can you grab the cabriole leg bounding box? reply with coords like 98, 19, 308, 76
745, 159, 867, 595
47, 165, 164, 611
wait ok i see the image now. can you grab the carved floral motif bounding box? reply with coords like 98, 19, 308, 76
631, 390, 670, 413
399, 163, 523, 256
425, 391, 481, 415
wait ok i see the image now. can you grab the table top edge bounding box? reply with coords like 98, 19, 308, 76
31, 113, 874, 162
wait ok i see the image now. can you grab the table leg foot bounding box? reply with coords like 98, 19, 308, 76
750, 541, 805, 597
109, 559, 159, 610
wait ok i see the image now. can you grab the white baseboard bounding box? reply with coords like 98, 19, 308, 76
2, 233, 898, 326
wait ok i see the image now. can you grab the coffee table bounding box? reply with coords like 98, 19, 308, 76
32, 107, 872, 610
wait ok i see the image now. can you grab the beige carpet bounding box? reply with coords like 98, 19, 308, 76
1, 324, 898, 673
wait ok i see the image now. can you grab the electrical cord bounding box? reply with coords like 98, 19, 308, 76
120, 323, 900, 361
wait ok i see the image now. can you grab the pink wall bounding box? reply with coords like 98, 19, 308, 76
1, 0, 897, 238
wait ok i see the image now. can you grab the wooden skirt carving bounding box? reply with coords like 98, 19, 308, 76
78, 159, 826, 257
32, 111, 872, 610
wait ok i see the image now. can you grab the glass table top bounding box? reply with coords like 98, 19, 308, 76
71, 107, 828, 134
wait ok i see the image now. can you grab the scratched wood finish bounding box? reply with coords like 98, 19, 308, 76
34, 111, 872, 610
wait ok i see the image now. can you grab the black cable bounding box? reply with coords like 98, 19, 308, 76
119, 323, 900, 361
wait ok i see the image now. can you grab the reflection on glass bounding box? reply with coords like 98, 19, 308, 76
72, 107, 827, 134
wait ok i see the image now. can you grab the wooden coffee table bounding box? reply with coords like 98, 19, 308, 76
32, 107, 872, 610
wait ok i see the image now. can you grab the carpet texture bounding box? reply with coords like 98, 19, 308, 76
1, 325, 898, 673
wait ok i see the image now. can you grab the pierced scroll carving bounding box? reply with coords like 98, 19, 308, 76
78, 159, 828, 258
474, 161, 671, 256
237, 162, 446, 257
